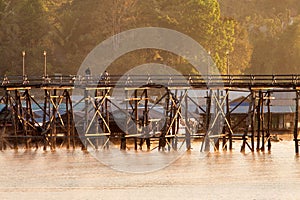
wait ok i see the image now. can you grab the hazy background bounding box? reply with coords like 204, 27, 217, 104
0, 0, 299, 75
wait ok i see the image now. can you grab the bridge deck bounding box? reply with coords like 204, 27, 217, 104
1, 74, 300, 89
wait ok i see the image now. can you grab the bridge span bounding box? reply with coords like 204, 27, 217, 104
0, 74, 299, 153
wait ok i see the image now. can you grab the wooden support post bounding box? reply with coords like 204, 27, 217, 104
105, 88, 109, 149
134, 90, 138, 151
222, 90, 231, 151
94, 90, 99, 150
261, 92, 265, 151
203, 90, 212, 152
256, 90, 262, 151
159, 90, 169, 151
227, 90, 232, 150
66, 90, 70, 149
167, 91, 174, 152
120, 90, 127, 150
214, 90, 220, 151
294, 90, 299, 154
266, 91, 271, 151
144, 89, 150, 150
241, 91, 253, 152
51, 89, 57, 150
65, 91, 75, 149
14, 90, 21, 150
43, 89, 49, 151
170, 90, 178, 151
82, 89, 88, 150
185, 90, 191, 150
251, 91, 255, 151
99, 90, 104, 148
25, 89, 32, 149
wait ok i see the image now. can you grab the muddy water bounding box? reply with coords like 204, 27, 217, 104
0, 140, 299, 200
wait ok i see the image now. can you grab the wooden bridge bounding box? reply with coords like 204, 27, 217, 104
0, 74, 300, 153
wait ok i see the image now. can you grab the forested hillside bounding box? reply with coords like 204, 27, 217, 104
0, 0, 299, 75
219, 0, 300, 74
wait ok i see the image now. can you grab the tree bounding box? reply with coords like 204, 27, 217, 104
0, 0, 50, 76
134, 0, 238, 74
272, 17, 300, 74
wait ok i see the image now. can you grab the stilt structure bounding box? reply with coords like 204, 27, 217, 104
0, 74, 298, 154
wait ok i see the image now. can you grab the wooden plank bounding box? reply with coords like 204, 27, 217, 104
6, 87, 31, 90
125, 97, 149, 101
85, 87, 111, 90
41, 87, 73, 90
125, 87, 150, 90
167, 86, 190, 90
85, 133, 110, 137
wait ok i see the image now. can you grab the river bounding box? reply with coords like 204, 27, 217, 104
0, 139, 299, 200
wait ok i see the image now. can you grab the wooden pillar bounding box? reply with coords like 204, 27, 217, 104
203, 90, 212, 152
170, 89, 177, 151
266, 91, 271, 151
144, 89, 150, 150
43, 89, 49, 151
66, 91, 75, 149
227, 90, 232, 150
134, 89, 138, 151
14, 90, 21, 149
214, 90, 220, 151
250, 91, 256, 151
25, 89, 32, 149
294, 90, 299, 154
222, 90, 231, 150
261, 91, 265, 151
105, 88, 109, 149
185, 90, 191, 150
256, 90, 262, 151
51, 89, 57, 150
120, 89, 127, 150
166, 91, 174, 152
82, 89, 89, 150
159, 90, 169, 151
66, 90, 70, 149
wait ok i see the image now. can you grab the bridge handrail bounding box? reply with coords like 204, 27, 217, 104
0, 74, 299, 88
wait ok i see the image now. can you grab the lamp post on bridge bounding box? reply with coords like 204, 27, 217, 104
22, 50, 29, 84
43, 50, 47, 78
22, 50, 25, 79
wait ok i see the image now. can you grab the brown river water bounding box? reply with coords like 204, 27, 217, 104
0, 138, 299, 200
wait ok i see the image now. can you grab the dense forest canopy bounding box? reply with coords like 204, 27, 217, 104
0, 0, 299, 76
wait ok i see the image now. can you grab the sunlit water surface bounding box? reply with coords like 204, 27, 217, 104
0, 140, 299, 200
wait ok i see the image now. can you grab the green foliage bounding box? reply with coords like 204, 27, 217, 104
221, 0, 300, 74
0, 0, 254, 75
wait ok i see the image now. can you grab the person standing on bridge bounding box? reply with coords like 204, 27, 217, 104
102, 70, 110, 85
85, 67, 91, 83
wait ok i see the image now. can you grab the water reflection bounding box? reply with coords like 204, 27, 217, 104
0, 140, 299, 199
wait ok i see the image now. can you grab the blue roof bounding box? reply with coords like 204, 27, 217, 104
0, 104, 6, 112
